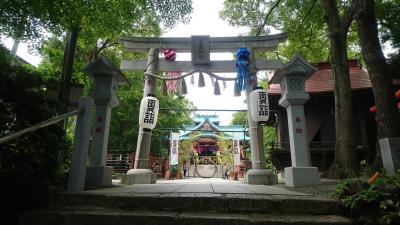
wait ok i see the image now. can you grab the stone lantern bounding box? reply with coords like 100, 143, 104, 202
82, 57, 128, 187
270, 54, 319, 187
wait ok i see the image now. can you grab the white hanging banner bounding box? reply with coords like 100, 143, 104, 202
170, 132, 179, 165
233, 132, 241, 166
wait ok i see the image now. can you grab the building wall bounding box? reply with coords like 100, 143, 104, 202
272, 91, 374, 171
276, 93, 373, 145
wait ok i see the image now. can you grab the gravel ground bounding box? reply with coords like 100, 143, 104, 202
272, 178, 341, 199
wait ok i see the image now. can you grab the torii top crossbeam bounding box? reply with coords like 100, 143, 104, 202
120, 34, 288, 72
120, 33, 288, 53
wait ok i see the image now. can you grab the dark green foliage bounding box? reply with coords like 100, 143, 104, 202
0, 45, 70, 224
388, 52, 400, 79
376, 0, 400, 49
108, 71, 194, 153
230, 111, 247, 126
336, 173, 400, 224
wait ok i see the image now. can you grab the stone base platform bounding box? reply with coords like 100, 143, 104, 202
122, 169, 156, 184
85, 166, 113, 187
285, 167, 319, 187
245, 169, 278, 185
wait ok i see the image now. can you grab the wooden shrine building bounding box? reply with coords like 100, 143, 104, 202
176, 115, 249, 178
267, 59, 400, 172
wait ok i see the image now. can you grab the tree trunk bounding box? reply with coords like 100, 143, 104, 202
356, 0, 400, 140
320, 0, 357, 178
10, 38, 20, 56
57, 27, 80, 118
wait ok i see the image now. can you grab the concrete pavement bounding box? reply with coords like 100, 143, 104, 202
92, 177, 309, 196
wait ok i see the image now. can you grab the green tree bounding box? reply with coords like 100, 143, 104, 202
230, 111, 248, 125
0, 0, 193, 116
222, 0, 400, 176
36, 33, 194, 158
355, 0, 400, 161
319, 0, 358, 178
222, 0, 360, 177
220, 0, 360, 62
376, 0, 400, 49
0, 45, 70, 224
0, 0, 53, 42
217, 132, 234, 169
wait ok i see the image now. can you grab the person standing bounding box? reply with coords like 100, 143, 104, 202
182, 161, 187, 177
223, 163, 228, 179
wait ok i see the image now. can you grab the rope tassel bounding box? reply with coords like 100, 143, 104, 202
214, 80, 221, 95
181, 78, 188, 95
190, 74, 195, 86
198, 71, 205, 87
234, 80, 241, 96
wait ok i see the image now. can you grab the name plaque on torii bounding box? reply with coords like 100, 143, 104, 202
191, 35, 210, 65
120, 33, 288, 72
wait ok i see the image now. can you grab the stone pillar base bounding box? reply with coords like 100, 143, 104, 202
245, 169, 278, 185
285, 167, 319, 187
85, 166, 113, 187
122, 169, 156, 184
379, 137, 400, 176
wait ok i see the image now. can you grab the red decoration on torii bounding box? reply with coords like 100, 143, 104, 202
163, 49, 182, 94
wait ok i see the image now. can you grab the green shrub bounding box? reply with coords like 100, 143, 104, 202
336, 172, 400, 224
0, 45, 71, 224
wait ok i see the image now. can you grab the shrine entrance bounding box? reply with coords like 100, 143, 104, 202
117, 34, 320, 187
119, 34, 287, 185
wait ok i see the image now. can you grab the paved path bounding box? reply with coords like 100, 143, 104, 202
87, 178, 309, 197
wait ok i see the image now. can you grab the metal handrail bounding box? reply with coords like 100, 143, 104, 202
0, 107, 83, 144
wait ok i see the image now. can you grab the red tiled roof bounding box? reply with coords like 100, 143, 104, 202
268, 59, 372, 95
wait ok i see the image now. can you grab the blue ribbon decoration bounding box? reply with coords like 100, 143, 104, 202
235, 48, 250, 91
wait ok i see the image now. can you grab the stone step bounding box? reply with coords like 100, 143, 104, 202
20, 207, 353, 225
50, 192, 343, 215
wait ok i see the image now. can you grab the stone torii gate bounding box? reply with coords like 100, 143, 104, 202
119, 34, 317, 186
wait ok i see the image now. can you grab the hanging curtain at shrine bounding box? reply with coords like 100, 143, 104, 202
166, 72, 181, 93
170, 132, 179, 165
233, 132, 241, 166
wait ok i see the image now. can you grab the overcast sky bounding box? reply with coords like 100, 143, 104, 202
163, 0, 250, 125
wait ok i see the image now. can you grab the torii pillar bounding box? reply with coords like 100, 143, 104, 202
245, 49, 278, 185
122, 48, 159, 184
270, 54, 320, 187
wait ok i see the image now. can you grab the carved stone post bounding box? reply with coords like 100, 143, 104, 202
379, 138, 400, 176
270, 54, 319, 187
67, 97, 94, 192
82, 57, 128, 187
